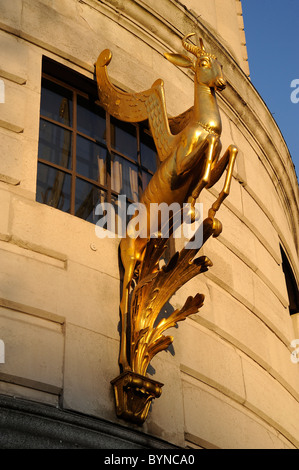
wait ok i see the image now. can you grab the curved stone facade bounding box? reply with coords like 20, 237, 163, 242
0, 0, 298, 449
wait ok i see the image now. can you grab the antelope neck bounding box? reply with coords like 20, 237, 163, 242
194, 83, 222, 135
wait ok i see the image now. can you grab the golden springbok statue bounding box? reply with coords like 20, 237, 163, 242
96, 34, 238, 377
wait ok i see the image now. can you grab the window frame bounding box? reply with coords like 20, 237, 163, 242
37, 60, 157, 223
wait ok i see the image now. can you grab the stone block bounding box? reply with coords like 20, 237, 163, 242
254, 237, 289, 305
241, 188, 280, 262
215, 202, 257, 271
203, 236, 255, 311
197, 280, 272, 369
0, 235, 120, 339
16, 136, 39, 193
0, 0, 23, 33
0, 307, 64, 393
182, 373, 293, 448
0, 380, 59, 407
0, 79, 26, 132
19, 0, 110, 70
0, 29, 42, 92
241, 355, 299, 447
0, 127, 39, 194
0, 31, 27, 84
233, 147, 247, 186
230, 120, 254, 174
267, 334, 299, 401
175, 319, 246, 403
253, 274, 294, 344
145, 355, 185, 447
23, 89, 41, 143
219, 111, 234, 156
237, 141, 275, 218
62, 322, 119, 422
10, 196, 121, 280
152, 62, 193, 117
56, 260, 120, 338
198, 278, 299, 401
0, 241, 66, 315
0, 188, 11, 240
0, 129, 24, 183
292, 314, 299, 339
173, 0, 217, 33
201, 235, 234, 288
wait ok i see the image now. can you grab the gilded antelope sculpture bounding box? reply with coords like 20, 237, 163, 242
96, 34, 238, 423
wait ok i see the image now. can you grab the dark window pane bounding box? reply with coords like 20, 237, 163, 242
38, 119, 72, 169
141, 171, 152, 191
280, 246, 299, 315
111, 154, 139, 202
76, 135, 106, 185
111, 117, 137, 160
36, 162, 71, 213
77, 95, 106, 142
40, 78, 73, 126
75, 178, 106, 224
112, 194, 131, 236
140, 129, 158, 173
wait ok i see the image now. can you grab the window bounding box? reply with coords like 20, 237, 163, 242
280, 245, 299, 315
36, 58, 158, 226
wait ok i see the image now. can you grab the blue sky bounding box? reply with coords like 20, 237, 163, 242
241, 0, 299, 179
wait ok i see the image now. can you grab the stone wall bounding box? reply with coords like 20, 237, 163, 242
0, 0, 298, 448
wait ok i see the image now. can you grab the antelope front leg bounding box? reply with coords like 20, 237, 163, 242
207, 144, 238, 218
187, 134, 218, 217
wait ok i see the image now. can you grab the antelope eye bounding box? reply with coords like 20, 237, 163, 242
200, 59, 209, 67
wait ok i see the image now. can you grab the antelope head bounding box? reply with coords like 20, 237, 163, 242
165, 33, 226, 92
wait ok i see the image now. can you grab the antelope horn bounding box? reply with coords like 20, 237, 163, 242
182, 33, 200, 57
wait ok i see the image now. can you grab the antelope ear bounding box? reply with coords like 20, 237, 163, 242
164, 53, 194, 68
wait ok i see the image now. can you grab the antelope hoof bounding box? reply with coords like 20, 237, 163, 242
212, 218, 222, 237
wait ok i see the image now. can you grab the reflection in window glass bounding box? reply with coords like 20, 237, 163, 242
37, 69, 158, 226
140, 129, 158, 173
111, 154, 139, 202
77, 95, 106, 142
38, 119, 72, 169
141, 171, 152, 192
75, 178, 105, 224
40, 79, 73, 126
36, 162, 71, 213
111, 118, 137, 160
112, 194, 131, 236
76, 135, 106, 185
